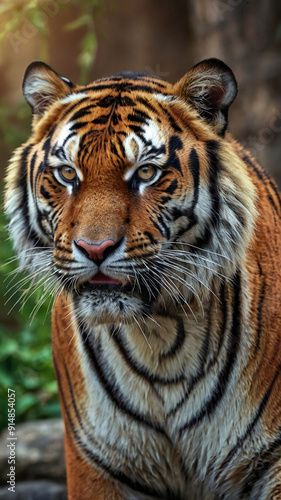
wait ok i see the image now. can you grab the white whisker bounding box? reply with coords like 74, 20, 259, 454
132, 314, 152, 352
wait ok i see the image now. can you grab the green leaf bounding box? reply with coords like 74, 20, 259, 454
0, 368, 14, 387
39, 400, 61, 418
16, 393, 39, 414
64, 14, 93, 31
78, 30, 97, 84
44, 380, 58, 394
0, 340, 18, 360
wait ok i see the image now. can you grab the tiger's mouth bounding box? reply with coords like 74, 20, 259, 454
88, 271, 124, 286
77, 271, 133, 294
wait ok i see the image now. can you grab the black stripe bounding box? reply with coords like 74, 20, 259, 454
52, 354, 84, 447
206, 140, 221, 225
136, 97, 159, 115
14, 144, 38, 243
112, 112, 121, 126
161, 196, 171, 204
90, 93, 119, 107
143, 231, 158, 245
157, 213, 171, 240
166, 291, 227, 419
190, 225, 212, 252
183, 141, 221, 249
165, 135, 183, 173
70, 104, 96, 121
110, 142, 119, 156
53, 146, 67, 161
53, 355, 163, 498
29, 151, 37, 194
18, 143, 32, 186
189, 148, 200, 203
62, 358, 85, 431
268, 178, 281, 213
150, 217, 167, 238
84, 82, 167, 94
61, 356, 121, 453
40, 185, 51, 199
240, 425, 281, 495
69, 121, 88, 131
35, 131, 57, 235
96, 93, 137, 108
39, 126, 56, 175
54, 244, 72, 253
140, 143, 166, 159
160, 318, 186, 361
117, 135, 126, 157
62, 131, 78, 148
174, 148, 200, 237
92, 113, 111, 125
112, 322, 186, 384
59, 96, 89, 122
161, 107, 183, 133
178, 271, 241, 433
80, 324, 169, 436
128, 124, 143, 134
77, 130, 96, 166
165, 179, 178, 195
127, 110, 150, 124
206, 283, 228, 370
243, 153, 281, 217
216, 366, 281, 485
183, 147, 200, 223
119, 95, 140, 107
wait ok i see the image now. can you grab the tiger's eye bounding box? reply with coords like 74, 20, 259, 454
59, 166, 77, 182
137, 165, 157, 182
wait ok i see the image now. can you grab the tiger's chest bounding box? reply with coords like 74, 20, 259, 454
74, 317, 249, 499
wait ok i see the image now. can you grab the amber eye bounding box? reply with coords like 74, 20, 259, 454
136, 165, 157, 182
59, 166, 77, 182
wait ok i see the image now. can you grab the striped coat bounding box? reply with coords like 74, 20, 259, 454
5, 58, 281, 499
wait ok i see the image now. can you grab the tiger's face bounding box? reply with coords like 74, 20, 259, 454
5, 60, 256, 326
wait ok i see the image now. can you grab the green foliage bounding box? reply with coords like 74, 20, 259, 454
0, 0, 105, 150
0, 0, 103, 84
0, 101, 30, 149
0, 215, 59, 431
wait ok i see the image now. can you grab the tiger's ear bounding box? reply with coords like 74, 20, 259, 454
175, 58, 237, 136
23, 61, 75, 116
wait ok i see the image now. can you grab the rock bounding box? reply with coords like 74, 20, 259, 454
0, 480, 67, 500
0, 419, 66, 485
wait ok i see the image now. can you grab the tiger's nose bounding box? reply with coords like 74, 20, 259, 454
75, 238, 118, 265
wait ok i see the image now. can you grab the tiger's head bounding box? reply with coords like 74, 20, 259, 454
5, 59, 256, 326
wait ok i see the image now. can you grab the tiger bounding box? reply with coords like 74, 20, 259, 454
5, 57, 281, 499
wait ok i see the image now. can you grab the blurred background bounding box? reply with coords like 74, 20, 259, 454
0, 0, 280, 497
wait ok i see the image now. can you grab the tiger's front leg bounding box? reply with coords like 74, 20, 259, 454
249, 460, 281, 500
63, 431, 122, 500
52, 294, 122, 500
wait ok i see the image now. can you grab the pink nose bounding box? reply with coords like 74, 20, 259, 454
76, 239, 117, 264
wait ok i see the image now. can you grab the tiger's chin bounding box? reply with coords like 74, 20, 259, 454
71, 284, 149, 326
